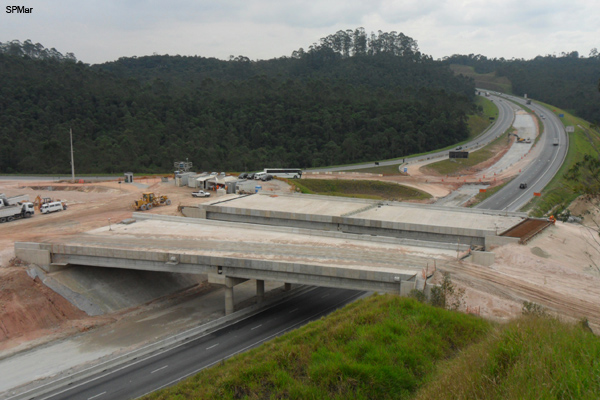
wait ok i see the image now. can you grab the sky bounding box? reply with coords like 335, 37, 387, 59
1, 0, 599, 64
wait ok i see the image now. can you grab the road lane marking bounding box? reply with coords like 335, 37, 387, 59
142, 290, 366, 398
151, 365, 168, 374
251, 324, 262, 330
87, 392, 106, 400
289, 308, 299, 313
321, 294, 329, 298
206, 343, 219, 350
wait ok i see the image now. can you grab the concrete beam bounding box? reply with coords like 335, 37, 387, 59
15, 242, 417, 295
485, 235, 520, 249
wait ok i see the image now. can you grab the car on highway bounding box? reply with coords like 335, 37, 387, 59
191, 190, 211, 198
519, 183, 528, 189
455, 146, 463, 150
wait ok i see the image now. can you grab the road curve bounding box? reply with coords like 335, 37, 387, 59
476, 94, 568, 211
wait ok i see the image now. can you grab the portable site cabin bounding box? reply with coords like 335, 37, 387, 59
206, 175, 237, 191
193, 173, 217, 190
175, 172, 196, 187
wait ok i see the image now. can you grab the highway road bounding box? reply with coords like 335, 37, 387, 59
476, 94, 568, 211
17, 287, 364, 400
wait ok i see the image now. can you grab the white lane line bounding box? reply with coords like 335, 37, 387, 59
251, 324, 262, 330
321, 294, 329, 298
151, 365, 168, 374
142, 290, 366, 399
206, 343, 219, 350
289, 308, 299, 313
87, 392, 106, 400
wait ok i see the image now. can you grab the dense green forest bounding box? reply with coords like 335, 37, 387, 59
0, 31, 475, 174
2, 31, 598, 174
444, 52, 600, 123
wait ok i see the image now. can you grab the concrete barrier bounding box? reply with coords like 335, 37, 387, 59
471, 251, 496, 266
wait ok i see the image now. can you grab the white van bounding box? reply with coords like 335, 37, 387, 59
41, 201, 65, 214
254, 172, 267, 180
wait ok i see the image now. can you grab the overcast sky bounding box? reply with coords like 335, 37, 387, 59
2, 0, 599, 64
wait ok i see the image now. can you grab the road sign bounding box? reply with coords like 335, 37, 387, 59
404, 168, 408, 173
559, 114, 564, 118
566, 126, 575, 133
449, 151, 469, 159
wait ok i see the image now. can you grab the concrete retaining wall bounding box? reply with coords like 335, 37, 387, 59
471, 251, 496, 266
485, 235, 520, 248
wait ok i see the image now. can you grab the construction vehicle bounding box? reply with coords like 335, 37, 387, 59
0, 195, 35, 223
34, 195, 53, 211
509, 132, 527, 143
132, 192, 172, 211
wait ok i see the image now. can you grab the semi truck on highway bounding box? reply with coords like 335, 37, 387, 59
0, 194, 35, 223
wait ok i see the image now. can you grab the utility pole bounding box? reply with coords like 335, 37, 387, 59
70, 127, 75, 182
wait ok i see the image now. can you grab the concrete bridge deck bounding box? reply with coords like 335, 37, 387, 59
186, 193, 526, 248
15, 216, 456, 314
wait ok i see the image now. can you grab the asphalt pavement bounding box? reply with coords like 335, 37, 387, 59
20, 287, 365, 400
476, 94, 567, 211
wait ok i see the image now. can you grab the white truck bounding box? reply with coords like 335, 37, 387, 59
191, 190, 211, 198
0, 195, 35, 223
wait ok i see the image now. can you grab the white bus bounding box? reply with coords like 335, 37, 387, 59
263, 168, 303, 179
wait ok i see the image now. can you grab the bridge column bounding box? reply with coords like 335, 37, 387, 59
256, 279, 265, 304
225, 277, 235, 315
284, 282, 292, 291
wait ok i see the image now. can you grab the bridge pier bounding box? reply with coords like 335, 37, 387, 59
284, 282, 292, 291
256, 279, 265, 304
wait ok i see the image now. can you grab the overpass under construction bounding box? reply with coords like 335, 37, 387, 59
16, 193, 528, 315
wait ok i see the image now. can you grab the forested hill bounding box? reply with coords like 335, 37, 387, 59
445, 52, 600, 123
1, 30, 476, 174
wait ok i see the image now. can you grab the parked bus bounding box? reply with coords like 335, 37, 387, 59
263, 168, 303, 179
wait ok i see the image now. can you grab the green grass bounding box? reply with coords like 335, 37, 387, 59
468, 180, 511, 207
292, 179, 431, 201
468, 96, 499, 139
424, 129, 512, 176
521, 104, 600, 216
414, 316, 600, 400
142, 295, 491, 400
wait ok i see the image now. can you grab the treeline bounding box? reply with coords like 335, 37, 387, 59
445, 52, 600, 123
0, 31, 476, 174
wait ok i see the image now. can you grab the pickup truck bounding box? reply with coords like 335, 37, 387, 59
192, 190, 211, 198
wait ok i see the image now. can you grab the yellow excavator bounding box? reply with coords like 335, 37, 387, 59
132, 192, 171, 211
33, 195, 53, 211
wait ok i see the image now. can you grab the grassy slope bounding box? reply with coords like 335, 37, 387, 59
522, 103, 600, 216
143, 295, 491, 400
292, 179, 431, 201
424, 128, 512, 176
449, 64, 513, 94
415, 316, 600, 400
